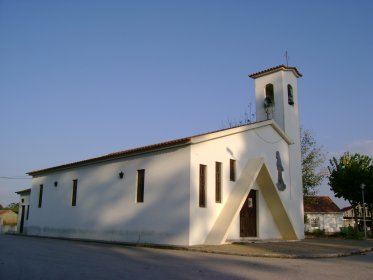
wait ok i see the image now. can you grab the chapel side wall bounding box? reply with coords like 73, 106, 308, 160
27, 146, 191, 246
189, 125, 301, 245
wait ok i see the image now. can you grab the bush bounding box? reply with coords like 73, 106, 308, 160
339, 226, 367, 239
3, 221, 17, 226
339, 226, 354, 238
312, 229, 325, 237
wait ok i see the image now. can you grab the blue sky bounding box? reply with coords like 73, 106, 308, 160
1, 0, 372, 207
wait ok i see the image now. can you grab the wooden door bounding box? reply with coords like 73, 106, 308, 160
240, 190, 257, 237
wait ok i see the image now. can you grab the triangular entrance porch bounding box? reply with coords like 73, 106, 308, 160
204, 158, 298, 245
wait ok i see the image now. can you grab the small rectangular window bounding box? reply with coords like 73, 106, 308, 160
230, 159, 236, 182
310, 217, 320, 227
215, 162, 222, 203
72, 179, 78, 206
26, 205, 30, 220
137, 169, 145, 203
38, 185, 43, 208
199, 164, 207, 207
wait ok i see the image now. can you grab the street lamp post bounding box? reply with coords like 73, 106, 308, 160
360, 183, 367, 239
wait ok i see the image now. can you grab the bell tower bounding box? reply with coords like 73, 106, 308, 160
250, 65, 304, 239
249, 65, 302, 145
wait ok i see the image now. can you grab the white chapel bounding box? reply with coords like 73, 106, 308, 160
17, 65, 304, 246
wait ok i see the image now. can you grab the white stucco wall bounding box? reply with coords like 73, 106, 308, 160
305, 213, 344, 233
189, 123, 303, 245
27, 146, 191, 246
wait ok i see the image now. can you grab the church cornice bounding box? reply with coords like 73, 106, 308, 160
249, 65, 302, 79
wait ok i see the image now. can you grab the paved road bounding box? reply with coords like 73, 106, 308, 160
0, 234, 372, 280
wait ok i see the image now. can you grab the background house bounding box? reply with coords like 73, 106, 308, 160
304, 196, 343, 234
0, 210, 18, 233
342, 205, 372, 231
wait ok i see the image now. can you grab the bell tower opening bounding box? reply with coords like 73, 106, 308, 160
288, 84, 294, 106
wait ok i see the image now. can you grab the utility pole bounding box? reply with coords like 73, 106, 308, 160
360, 183, 367, 239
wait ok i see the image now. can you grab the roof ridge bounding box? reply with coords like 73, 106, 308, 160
27, 120, 273, 176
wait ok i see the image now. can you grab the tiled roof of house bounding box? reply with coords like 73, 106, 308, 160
342, 206, 353, 212
304, 196, 341, 213
249, 65, 302, 79
0, 210, 14, 216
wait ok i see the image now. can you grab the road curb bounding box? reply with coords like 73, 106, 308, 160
186, 246, 373, 259
7, 233, 373, 259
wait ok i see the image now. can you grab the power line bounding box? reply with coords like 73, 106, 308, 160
0, 176, 31, 180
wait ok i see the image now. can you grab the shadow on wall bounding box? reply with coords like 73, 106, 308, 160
28, 146, 191, 245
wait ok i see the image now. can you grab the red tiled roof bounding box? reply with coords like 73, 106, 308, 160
249, 65, 302, 79
304, 196, 341, 213
342, 206, 353, 212
27, 137, 191, 176
26, 120, 278, 177
0, 210, 13, 215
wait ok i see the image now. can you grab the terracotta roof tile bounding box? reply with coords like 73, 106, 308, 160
0, 210, 13, 215
249, 65, 302, 79
27, 137, 191, 176
304, 196, 341, 213
27, 120, 276, 177
341, 206, 353, 212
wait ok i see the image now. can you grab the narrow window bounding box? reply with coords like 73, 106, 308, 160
137, 169, 145, 203
26, 205, 30, 220
230, 159, 236, 182
288, 84, 294, 105
72, 179, 78, 206
265, 84, 274, 105
38, 184, 43, 208
199, 165, 207, 207
215, 162, 222, 203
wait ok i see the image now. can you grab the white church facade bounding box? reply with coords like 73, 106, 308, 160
17, 65, 304, 246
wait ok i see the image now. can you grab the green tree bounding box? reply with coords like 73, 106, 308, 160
366, 165, 373, 211
5, 202, 19, 214
225, 113, 327, 197
328, 152, 373, 231
301, 129, 326, 196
